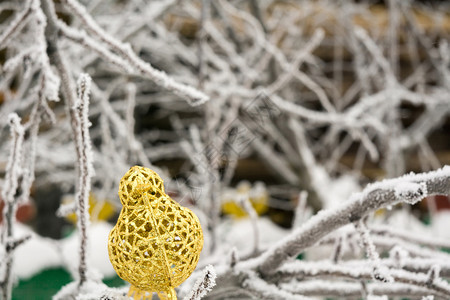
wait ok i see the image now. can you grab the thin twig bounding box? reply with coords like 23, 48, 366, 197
1, 114, 25, 300
60, 0, 209, 106
256, 166, 446, 276
0, 0, 35, 49
74, 73, 94, 285
183, 265, 217, 300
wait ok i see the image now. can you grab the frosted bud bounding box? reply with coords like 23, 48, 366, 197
394, 182, 427, 205
389, 246, 408, 268
426, 265, 440, 287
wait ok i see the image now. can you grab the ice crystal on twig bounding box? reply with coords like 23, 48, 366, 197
183, 265, 217, 300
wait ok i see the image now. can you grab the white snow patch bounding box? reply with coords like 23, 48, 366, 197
12, 222, 117, 281
218, 217, 289, 254
13, 223, 62, 280
383, 210, 428, 235
321, 174, 360, 209
61, 222, 116, 278
367, 296, 388, 300
431, 211, 450, 239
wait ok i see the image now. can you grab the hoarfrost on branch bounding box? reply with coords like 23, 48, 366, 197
1, 0, 450, 299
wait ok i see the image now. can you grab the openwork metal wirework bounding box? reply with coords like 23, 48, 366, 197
108, 166, 204, 300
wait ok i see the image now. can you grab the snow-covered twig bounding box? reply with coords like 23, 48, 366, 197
292, 191, 308, 228
1, 114, 24, 206
276, 260, 450, 297
183, 265, 217, 300
0, 114, 25, 300
196, 0, 209, 89
57, 21, 134, 73
282, 280, 437, 298
331, 235, 344, 264
355, 219, 393, 282
426, 265, 441, 288
40, 0, 82, 161
1, 1, 450, 299
238, 195, 259, 255
319, 225, 450, 260
73, 73, 94, 285
0, 0, 35, 49
371, 225, 450, 250
229, 247, 239, 269
242, 271, 311, 300
19, 74, 49, 203
256, 166, 447, 276
60, 0, 209, 106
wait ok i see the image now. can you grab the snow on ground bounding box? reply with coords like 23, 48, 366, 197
13, 223, 62, 280
430, 211, 450, 239
61, 222, 116, 278
13, 222, 116, 280
218, 217, 289, 253
315, 170, 361, 209
384, 209, 429, 235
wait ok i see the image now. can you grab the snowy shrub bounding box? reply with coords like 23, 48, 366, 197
1, 0, 450, 299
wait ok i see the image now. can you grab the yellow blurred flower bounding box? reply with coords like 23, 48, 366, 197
221, 181, 269, 218
63, 194, 116, 223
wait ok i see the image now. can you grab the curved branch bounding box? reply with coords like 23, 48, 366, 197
242, 271, 312, 300
59, 0, 209, 106
276, 260, 450, 297
0, 0, 35, 49
253, 166, 450, 276
281, 280, 440, 299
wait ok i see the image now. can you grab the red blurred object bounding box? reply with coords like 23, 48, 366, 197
0, 199, 36, 223
432, 195, 450, 210
423, 195, 450, 211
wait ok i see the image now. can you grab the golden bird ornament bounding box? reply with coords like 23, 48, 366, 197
108, 166, 204, 300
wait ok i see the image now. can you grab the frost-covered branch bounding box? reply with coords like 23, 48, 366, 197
242, 271, 311, 300
1, 1, 450, 299
292, 191, 308, 228
256, 166, 448, 276
0, 114, 25, 300
1, 114, 24, 206
60, 0, 209, 106
41, 0, 82, 161
19, 74, 52, 203
355, 219, 393, 282
282, 280, 438, 299
183, 265, 216, 300
74, 73, 94, 285
0, 0, 36, 49
276, 260, 450, 297
370, 225, 450, 250
331, 235, 344, 264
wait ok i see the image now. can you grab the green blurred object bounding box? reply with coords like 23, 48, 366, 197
12, 268, 71, 300
12, 268, 125, 299
103, 274, 126, 287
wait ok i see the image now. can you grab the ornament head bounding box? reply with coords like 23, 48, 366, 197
118, 165, 165, 207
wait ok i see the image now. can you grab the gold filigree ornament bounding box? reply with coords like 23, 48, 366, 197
108, 166, 204, 300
